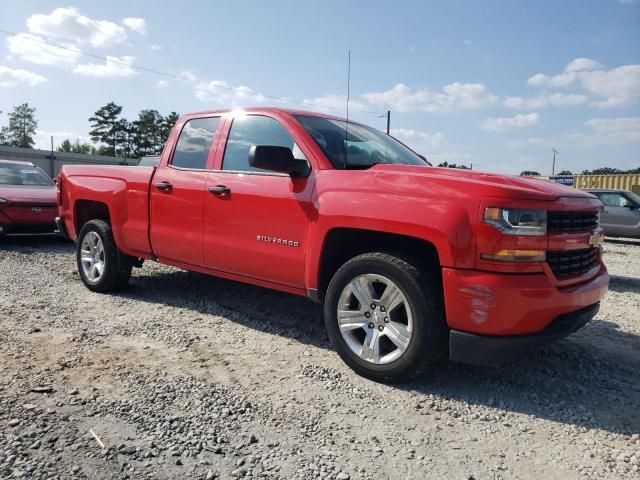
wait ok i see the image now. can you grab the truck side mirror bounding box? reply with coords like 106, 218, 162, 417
249, 145, 310, 178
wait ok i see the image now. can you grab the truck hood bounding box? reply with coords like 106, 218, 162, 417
0, 185, 57, 204
371, 164, 595, 201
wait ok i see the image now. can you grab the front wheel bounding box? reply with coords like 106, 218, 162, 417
76, 219, 133, 292
324, 252, 447, 382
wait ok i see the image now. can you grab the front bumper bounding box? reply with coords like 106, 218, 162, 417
442, 264, 609, 335
449, 303, 599, 365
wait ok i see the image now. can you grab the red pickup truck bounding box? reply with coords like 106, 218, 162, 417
57, 108, 609, 381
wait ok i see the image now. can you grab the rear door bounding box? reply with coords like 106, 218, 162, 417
203, 113, 316, 288
149, 115, 223, 265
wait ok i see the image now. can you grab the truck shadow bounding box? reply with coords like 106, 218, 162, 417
118, 267, 640, 436
605, 238, 640, 247
608, 274, 640, 293
0, 236, 73, 255
405, 321, 640, 436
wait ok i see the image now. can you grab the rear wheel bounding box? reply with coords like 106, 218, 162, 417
324, 252, 447, 382
76, 220, 133, 292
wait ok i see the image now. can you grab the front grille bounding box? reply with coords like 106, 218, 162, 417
547, 248, 599, 279
547, 211, 598, 233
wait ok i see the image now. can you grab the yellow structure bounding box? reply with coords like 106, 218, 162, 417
574, 174, 640, 194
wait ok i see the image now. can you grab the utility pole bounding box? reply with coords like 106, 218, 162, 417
386, 110, 391, 135
50, 136, 54, 177
551, 147, 559, 176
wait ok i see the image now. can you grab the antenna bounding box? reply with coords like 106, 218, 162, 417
346, 49, 351, 124
345, 49, 351, 168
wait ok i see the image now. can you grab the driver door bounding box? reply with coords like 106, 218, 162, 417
203, 113, 316, 289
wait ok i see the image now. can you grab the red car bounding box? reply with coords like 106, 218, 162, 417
0, 160, 58, 236
56, 108, 609, 381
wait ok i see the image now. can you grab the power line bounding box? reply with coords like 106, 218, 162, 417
0, 28, 384, 116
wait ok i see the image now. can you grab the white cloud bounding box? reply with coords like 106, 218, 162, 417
527, 58, 640, 108
480, 113, 540, 132
73, 56, 137, 77
565, 58, 604, 72
583, 117, 640, 143
0, 65, 47, 87
301, 94, 365, 113
362, 82, 498, 112
390, 128, 444, 147
26, 7, 127, 48
509, 117, 640, 150
155, 79, 168, 89
504, 92, 589, 109
123, 18, 146, 35
34, 130, 92, 150
193, 78, 265, 104
581, 65, 640, 108
463, 39, 473, 46
527, 57, 604, 87
150, 43, 162, 51
527, 72, 576, 88
7, 33, 81, 65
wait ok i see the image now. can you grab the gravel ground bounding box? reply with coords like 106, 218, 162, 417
0, 237, 639, 480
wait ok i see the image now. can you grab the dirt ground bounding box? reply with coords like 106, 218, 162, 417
0, 237, 639, 479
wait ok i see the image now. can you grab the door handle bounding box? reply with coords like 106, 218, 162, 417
155, 181, 173, 191
208, 185, 230, 197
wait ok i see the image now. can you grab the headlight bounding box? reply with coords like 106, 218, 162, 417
0, 198, 8, 205
484, 207, 547, 236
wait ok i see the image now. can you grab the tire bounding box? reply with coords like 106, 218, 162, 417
76, 219, 133, 292
324, 252, 447, 382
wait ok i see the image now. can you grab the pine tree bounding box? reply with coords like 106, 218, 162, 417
134, 109, 163, 156
57, 139, 73, 152
0, 127, 9, 146
7, 103, 38, 148
160, 112, 179, 152
116, 119, 135, 158
89, 102, 124, 156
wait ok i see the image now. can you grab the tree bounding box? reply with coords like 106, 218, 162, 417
58, 139, 96, 154
7, 103, 38, 148
133, 109, 166, 157
557, 170, 573, 176
581, 167, 622, 175
57, 139, 73, 152
160, 111, 179, 151
0, 126, 9, 146
437, 161, 469, 169
0, 110, 5, 145
89, 102, 124, 156
115, 119, 136, 158
520, 170, 541, 176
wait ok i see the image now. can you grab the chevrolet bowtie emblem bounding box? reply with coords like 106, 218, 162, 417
588, 232, 604, 247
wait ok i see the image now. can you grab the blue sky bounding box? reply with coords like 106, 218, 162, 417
0, 0, 638, 174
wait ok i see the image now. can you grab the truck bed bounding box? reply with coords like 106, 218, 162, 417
58, 165, 155, 258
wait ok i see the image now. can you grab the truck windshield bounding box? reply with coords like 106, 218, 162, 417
295, 115, 427, 169
0, 163, 53, 186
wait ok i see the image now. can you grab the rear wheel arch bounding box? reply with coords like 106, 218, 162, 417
74, 200, 110, 235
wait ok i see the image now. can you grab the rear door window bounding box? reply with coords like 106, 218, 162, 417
171, 117, 220, 169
